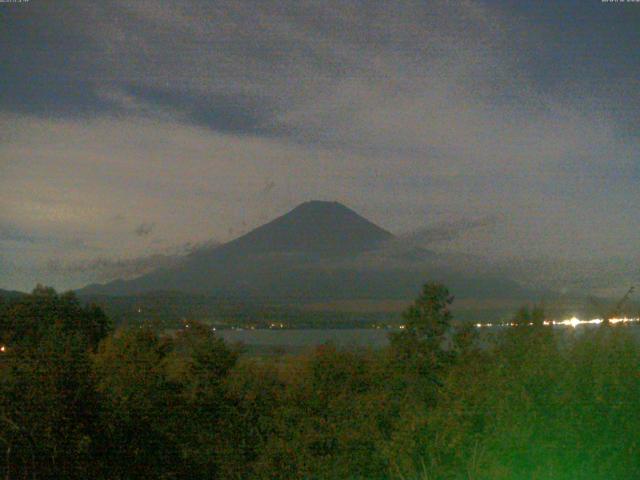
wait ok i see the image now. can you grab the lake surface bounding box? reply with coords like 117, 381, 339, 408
218, 324, 640, 354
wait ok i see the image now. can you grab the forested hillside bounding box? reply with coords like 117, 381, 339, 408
1, 285, 639, 479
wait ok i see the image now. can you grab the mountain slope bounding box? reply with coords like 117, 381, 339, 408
0, 289, 27, 300
79, 201, 395, 296
78, 201, 535, 304
195, 200, 393, 258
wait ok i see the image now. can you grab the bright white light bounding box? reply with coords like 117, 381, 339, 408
473, 316, 640, 329
609, 317, 635, 324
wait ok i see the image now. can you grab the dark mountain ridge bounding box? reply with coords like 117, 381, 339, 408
191, 200, 393, 259
77, 200, 535, 310
79, 201, 398, 297
0, 289, 27, 300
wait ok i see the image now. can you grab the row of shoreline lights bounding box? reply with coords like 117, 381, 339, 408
475, 317, 640, 329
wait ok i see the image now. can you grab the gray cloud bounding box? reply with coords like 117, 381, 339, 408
0, 223, 38, 244
0, 221, 87, 249
46, 254, 180, 282
398, 217, 498, 246
46, 253, 182, 281
44, 239, 220, 282
261, 180, 276, 196
361, 216, 498, 266
1, 1, 639, 291
134, 222, 155, 237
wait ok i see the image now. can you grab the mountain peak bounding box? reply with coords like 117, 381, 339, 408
217, 200, 394, 257
287, 200, 369, 220
78, 201, 394, 296
292, 200, 348, 210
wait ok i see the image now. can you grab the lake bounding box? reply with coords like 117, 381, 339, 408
218, 323, 640, 355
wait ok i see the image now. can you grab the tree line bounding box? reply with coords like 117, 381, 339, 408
1, 284, 639, 479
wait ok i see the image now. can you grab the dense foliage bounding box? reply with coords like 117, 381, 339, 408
1, 285, 639, 479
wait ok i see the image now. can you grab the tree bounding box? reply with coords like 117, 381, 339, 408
0, 285, 111, 350
0, 289, 105, 479
390, 282, 455, 380
169, 322, 239, 478
92, 322, 239, 479
91, 326, 180, 479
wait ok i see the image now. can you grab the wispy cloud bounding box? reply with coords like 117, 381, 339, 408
46, 253, 180, 281
0, 221, 87, 248
44, 239, 220, 282
134, 222, 155, 237
398, 217, 499, 247
1, 1, 639, 290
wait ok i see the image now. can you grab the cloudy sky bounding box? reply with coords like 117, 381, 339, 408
1, 0, 639, 291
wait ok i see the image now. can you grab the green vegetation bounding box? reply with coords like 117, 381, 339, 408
1, 284, 639, 478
